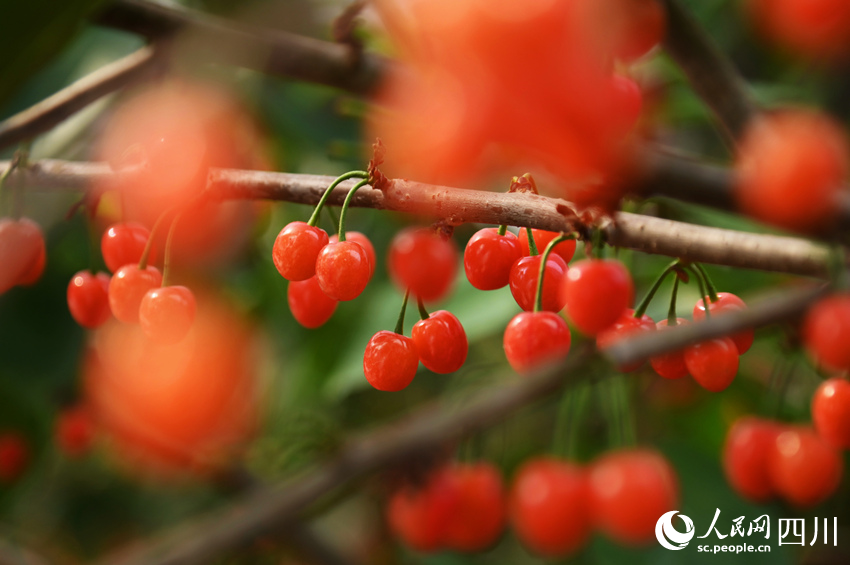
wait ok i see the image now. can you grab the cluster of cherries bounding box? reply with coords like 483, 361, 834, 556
387, 448, 678, 556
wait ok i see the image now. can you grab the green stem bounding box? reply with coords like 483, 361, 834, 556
137, 204, 184, 270
684, 265, 712, 318
393, 289, 410, 335
633, 260, 680, 318
525, 227, 538, 256
668, 277, 680, 325
604, 377, 624, 448
497, 224, 508, 237
306, 170, 368, 227
694, 263, 719, 302
534, 234, 570, 313
337, 178, 370, 242
161, 212, 183, 287
416, 296, 430, 321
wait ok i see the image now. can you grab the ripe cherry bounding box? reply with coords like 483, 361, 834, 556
56, 406, 95, 457
441, 462, 506, 551
388, 228, 458, 303
330, 232, 376, 275
649, 318, 690, 379
503, 311, 572, 375
288, 276, 338, 329
812, 378, 850, 450
101, 222, 153, 273
693, 292, 754, 354
315, 240, 372, 301
517, 229, 576, 264
684, 337, 739, 392
412, 310, 468, 374
272, 221, 329, 281
562, 259, 634, 336
596, 309, 656, 372
803, 294, 850, 372
510, 458, 590, 557
0, 433, 28, 483
588, 448, 679, 545
387, 469, 459, 552
509, 254, 568, 312
464, 228, 522, 290
139, 286, 197, 344
768, 426, 843, 507
67, 270, 112, 328
108, 265, 162, 323
722, 416, 782, 503
17, 229, 46, 286
0, 217, 45, 294
364, 331, 419, 391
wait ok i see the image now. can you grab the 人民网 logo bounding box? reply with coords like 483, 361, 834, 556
656, 510, 696, 550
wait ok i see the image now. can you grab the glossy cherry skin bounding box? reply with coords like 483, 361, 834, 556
517, 229, 576, 264
388, 228, 458, 303
463, 228, 522, 290
364, 331, 419, 391
588, 448, 679, 545
509, 254, 568, 312
812, 378, 850, 449
684, 337, 739, 392
693, 292, 754, 354
387, 469, 460, 552
722, 417, 782, 503
67, 270, 112, 329
101, 222, 153, 273
803, 294, 850, 372
108, 265, 162, 323
562, 259, 634, 336
768, 426, 844, 507
56, 406, 95, 457
315, 240, 372, 301
0, 433, 28, 483
272, 221, 329, 281
412, 310, 468, 374
503, 311, 571, 375
139, 285, 197, 344
330, 232, 376, 275
0, 217, 45, 293
510, 458, 590, 557
288, 276, 337, 329
649, 318, 690, 379
441, 462, 506, 551
596, 309, 656, 372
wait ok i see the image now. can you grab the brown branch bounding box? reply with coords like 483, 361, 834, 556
1, 159, 831, 278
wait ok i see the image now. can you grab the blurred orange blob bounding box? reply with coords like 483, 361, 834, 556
83, 293, 262, 478
748, 0, 850, 60
95, 79, 270, 265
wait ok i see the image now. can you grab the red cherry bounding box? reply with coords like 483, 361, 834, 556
288, 276, 338, 329
441, 462, 506, 551
412, 310, 468, 374
101, 222, 153, 273
803, 294, 850, 372
463, 228, 522, 290
503, 311, 571, 375
364, 331, 419, 391
510, 458, 590, 557
768, 426, 843, 507
649, 318, 690, 379
684, 337, 739, 392
596, 309, 656, 372
0, 217, 45, 294
67, 270, 112, 329
387, 469, 460, 552
812, 378, 850, 449
56, 406, 95, 457
388, 228, 458, 302
108, 265, 162, 323
562, 259, 634, 336
0, 433, 28, 483
517, 229, 576, 264
748, 0, 850, 60
272, 221, 329, 281
315, 240, 372, 301
139, 285, 197, 344
330, 232, 376, 275
609, 75, 643, 136
588, 448, 679, 545
693, 292, 754, 354
17, 229, 46, 286
509, 254, 568, 312
722, 416, 782, 503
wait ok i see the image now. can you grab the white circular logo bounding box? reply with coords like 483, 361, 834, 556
655, 510, 695, 551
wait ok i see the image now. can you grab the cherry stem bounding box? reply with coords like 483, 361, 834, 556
552, 383, 587, 459
307, 170, 368, 227
497, 224, 508, 237
534, 234, 570, 313
668, 277, 680, 325
684, 265, 711, 318
615, 376, 636, 446
393, 289, 410, 335
694, 263, 719, 302
325, 205, 340, 234
525, 227, 538, 256
138, 206, 177, 270
633, 260, 680, 318
416, 296, 430, 321
337, 178, 370, 242
161, 211, 183, 287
